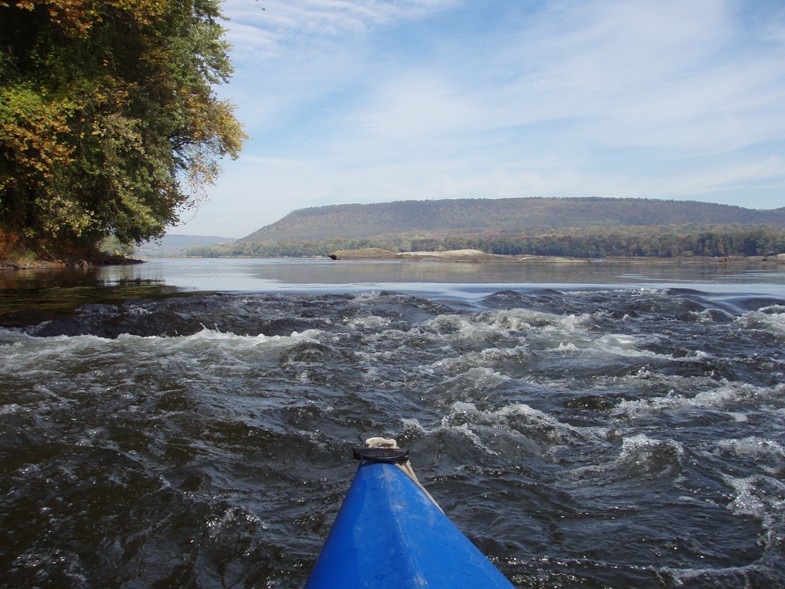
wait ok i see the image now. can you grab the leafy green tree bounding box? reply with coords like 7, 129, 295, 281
0, 0, 245, 255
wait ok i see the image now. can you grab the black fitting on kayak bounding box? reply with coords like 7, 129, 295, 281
353, 447, 409, 464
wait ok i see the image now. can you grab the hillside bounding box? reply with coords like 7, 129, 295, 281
239, 197, 785, 243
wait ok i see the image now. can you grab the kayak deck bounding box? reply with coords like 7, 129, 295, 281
305, 448, 514, 588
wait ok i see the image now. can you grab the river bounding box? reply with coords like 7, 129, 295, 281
1, 258, 784, 588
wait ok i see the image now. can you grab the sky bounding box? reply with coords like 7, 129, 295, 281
171, 0, 785, 238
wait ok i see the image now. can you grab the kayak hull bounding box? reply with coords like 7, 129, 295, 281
305, 461, 514, 588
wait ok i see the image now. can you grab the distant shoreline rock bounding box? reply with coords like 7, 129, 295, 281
329, 248, 589, 263
328, 248, 401, 260
328, 248, 784, 265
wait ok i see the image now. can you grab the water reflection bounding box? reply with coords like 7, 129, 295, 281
2, 257, 784, 327
120, 257, 785, 291
0, 265, 177, 327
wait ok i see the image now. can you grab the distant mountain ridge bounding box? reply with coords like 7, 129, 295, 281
239, 197, 785, 243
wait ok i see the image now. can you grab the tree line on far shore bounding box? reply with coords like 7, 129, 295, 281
185, 225, 785, 259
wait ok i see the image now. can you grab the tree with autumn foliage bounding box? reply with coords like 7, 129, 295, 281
0, 0, 245, 258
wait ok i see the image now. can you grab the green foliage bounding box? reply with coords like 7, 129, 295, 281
187, 225, 785, 259
98, 235, 135, 257
431, 226, 785, 258
0, 0, 245, 255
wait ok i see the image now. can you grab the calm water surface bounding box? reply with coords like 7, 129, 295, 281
86, 257, 785, 292
1, 258, 784, 587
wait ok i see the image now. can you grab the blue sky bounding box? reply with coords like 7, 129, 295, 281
172, 0, 785, 237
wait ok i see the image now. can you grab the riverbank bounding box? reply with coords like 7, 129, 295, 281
328, 248, 590, 262
0, 254, 143, 272
328, 247, 785, 265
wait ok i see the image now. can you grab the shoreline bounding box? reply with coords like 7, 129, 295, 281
328, 248, 785, 265
3, 250, 784, 272
0, 255, 144, 272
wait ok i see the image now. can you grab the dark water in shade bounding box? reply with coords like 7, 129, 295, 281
1, 259, 784, 588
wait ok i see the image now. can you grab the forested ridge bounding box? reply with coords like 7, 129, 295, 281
0, 0, 244, 262
188, 197, 785, 259
239, 197, 785, 242
190, 225, 785, 259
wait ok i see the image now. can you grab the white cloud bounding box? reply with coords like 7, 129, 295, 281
222, 0, 459, 58
348, 0, 784, 153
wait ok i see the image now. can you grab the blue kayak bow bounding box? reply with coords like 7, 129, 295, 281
305, 444, 515, 588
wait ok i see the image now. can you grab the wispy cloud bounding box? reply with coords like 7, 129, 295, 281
218, 0, 462, 135
223, 0, 459, 59
347, 0, 785, 151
